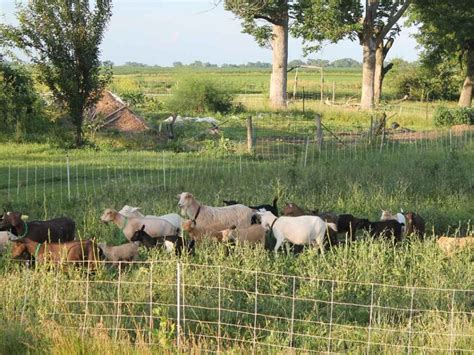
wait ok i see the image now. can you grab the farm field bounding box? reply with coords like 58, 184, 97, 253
0, 131, 473, 353
105, 66, 456, 135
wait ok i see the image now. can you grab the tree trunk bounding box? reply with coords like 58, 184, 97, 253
269, 17, 288, 109
374, 42, 384, 106
361, 39, 376, 110
72, 109, 84, 147
458, 43, 474, 108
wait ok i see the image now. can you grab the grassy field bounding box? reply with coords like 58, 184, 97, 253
105, 65, 457, 136
0, 134, 473, 353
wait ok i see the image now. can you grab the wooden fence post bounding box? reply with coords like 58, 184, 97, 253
315, 114, 323, 152
369, 117, 374, 145
332, 82, 336, 103
246, 116, 254, 154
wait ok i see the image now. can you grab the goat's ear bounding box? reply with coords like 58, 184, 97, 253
176, 194, 181, 199
140, 225, 145, 231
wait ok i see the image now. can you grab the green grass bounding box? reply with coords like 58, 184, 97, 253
105, 66, 461, 136
0, 136, 472, 353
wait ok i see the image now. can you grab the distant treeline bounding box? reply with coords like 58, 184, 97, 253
119, 58, 364, 69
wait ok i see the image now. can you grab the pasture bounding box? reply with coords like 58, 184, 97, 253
0, 127, 473, 353
108, 66, 447, 131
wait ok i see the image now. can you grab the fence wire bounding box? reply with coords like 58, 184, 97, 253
1, 260, 472, 353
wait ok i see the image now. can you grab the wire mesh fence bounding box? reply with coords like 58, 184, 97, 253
2, 260, 472, 353
0, 127, 472, 207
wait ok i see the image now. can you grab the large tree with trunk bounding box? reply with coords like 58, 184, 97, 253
293, 0, 411, 109
409, 0, 474, 107
0, 0, 113, 146
224, 0, 292, 109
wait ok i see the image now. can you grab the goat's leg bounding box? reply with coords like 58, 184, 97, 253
175, 238, 184, 257
319, 243, 326, 258
274, 237, 283, 253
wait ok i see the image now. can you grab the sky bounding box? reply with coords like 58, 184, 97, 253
0, 0, 422, 66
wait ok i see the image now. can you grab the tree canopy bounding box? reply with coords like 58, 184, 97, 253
409, 0, 474, 106
0, 0, 113, 146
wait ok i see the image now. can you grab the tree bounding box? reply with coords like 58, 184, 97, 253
409, 0, 474, 107
224, 0, 292, 109
293, 0, 411, 109
0, 0, 113, 146
0, 59, 47, 139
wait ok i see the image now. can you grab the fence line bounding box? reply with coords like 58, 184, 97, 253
1, 128, 472, 207
3, 260, 472, 353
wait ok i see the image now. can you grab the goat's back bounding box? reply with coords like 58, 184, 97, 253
27, 217, 76, 243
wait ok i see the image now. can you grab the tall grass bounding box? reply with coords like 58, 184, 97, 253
0, 140, 472, 353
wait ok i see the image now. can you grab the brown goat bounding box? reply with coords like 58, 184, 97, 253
11, 238, 100, 266
436, 236, 474, 256
405, 212, 426, 239
181, 219, 227, 242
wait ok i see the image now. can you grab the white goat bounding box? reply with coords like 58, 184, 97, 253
100, 209, 178, 241
118, 205, 182, 230
380, 210, 406, 236
177, 192, 254, 229
259, 211, 337, 253
0, 231, 16, 253
98, 242, 139, 266
221, 225, 266, 246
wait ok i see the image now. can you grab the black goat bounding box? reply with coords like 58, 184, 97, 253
337, 214, 364, 242
0, 211, 75, 243
131, 225, 193, 256
358, 219, 403, 242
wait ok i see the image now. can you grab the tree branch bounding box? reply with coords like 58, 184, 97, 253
380, 0, 412, 40
254, 14, 280, 25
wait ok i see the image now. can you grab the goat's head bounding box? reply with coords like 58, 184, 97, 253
0, 211, 23, 229
282, 202, 305, 216
257, 211, 275, 231
181, 219, 196, 232
220, 226, 237, 243
405, 212, 414, 223
130, 225, 148, 242
177, 192, 194, 210
100, 208, 118, 224
118, 205, 144, 218
380, 210, 394, 221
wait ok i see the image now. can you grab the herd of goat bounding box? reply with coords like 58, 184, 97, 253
0, 192, 472, 266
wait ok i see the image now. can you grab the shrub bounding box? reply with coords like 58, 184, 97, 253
0, 62, 50, 137
166, 77, 235, 114
387, 61, 461, 101
433, 106, 474, 127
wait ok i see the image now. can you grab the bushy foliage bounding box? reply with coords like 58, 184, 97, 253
0, 62, 49, 140
433, 106, 474, 127
387, 61, 462, 101
166, 77, 235, 114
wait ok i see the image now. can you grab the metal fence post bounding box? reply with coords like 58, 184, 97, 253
176, 262, 181, 350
